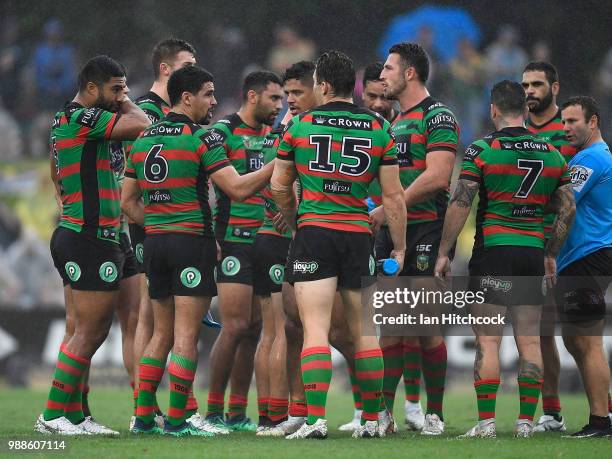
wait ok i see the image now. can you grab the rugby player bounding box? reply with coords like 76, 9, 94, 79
557, 96, 612, 437
434, 80, 575, 438
272, 50, 407, 439
522, 61, 577, 432
127, 37, 201, 431
122, 65, 275, 436
204, 71, 283, 431
376, 43, 459, 435
36, 55, 150, 435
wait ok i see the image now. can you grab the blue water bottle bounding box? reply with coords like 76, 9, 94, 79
378, 258, 400, 276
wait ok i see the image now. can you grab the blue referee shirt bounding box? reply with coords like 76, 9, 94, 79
557, 140, 612, 273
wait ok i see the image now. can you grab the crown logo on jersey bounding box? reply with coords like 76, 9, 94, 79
314, 116, 326, 124
502, 142, 513, 148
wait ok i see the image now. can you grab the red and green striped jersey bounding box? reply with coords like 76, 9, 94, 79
51, 102, 121, 242
277, 101, 398, 233
258, 126, 292, 238
208, 114, 271, 243
527, 109, 578, 238
392, 96, 459, 225
125, 112, 230, 236
134, 91, 170, 124
459, 127, 570, 249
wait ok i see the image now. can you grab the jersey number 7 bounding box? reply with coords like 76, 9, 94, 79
514, 159, 543, 199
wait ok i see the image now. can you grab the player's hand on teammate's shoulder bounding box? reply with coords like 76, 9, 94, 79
272, 212, 289, 234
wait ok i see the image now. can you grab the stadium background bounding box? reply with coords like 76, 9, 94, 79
0, 0, 611, 397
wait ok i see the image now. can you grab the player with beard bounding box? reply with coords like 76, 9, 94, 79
36, 55, 149, 435
204, 71, 284, 431
338, 61, 425, 432
374, 43, 459, 435
521, 61, 578, 433
122, 65, 275, 436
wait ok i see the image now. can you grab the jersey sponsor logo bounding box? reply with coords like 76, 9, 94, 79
242, 135, 265, 150
232, 227, 253, 239
99, 261, 118, 283
426, 112, 456, 131
322, 179, 352, 194
246, 150, 264, 172
569, 165, 593, 192
65, 262, 81, 282
180, 267, 202, 288
144, 110, 160, 123
511, 205, 537, 217
311, 115, 372, 131
100, 227, 117, 240
395, 134, 413, 167
76, 107, 103, 128
415, 244, 432, 252
109, 141, 125, 174
201, 129, 225, 149
144, 124, 183, 137
292, 260, 319, 274
221, 256, 241, 276
135, 243, 144, 264
427, 102, 444, 111
416, 254, 429, 271
500, 140, 549, 152
269, 264, 285, 284
263, 136, 276, 148
52, 114, 61, 128
463, 144, 483, 161
148, 189, 172, 203
480, 275, 512, 292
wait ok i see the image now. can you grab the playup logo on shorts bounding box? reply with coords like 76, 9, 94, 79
480, 275, 512, 292
269, 264, 285, 284
292, 260, 318, 274
180, 267, 202, 288
221, 256, 241, 276
65, 262, 81, 282
99, 262, 118, 283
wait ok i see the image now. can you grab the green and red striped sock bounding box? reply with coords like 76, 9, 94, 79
185, 387, 198, 418
206, 392, 224, 417
422, 342, 447, 418
608, 393, 612, 413
130, 382, 137, 415
381, 343, 403, 413
227, 394, 248, 419
257, 397, 269, 420
288, 399, 307, 417
518, 377, 542, 422
348, 367, 363, 410
542, 395, 561, 417
355, 349, 384, 423
136, 357, 165, 424
301, 346, 332, 424
268, 397, 289, 422
43, 346, 89, 422
475, 379, 500, 420
403, 342, 421, 403
167, 353, 197, 426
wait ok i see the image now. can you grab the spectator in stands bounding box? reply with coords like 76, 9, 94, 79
267, 25, 315, 74
485, 24, 528, 83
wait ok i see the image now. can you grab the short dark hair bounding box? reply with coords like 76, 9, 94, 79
242, 70, 282, 101
152, 38, 196, 79
523, 61, 559, 85
283, 60, 315, 85
562, 96, 601, 127
362, 62, 384, 87
167, 65, 214, 106
78, 55, 126, 91
388, 42, 429, 83
315, 50, 355, 98
490, 80, 527, 116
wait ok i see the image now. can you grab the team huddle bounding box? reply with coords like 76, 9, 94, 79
36, 37, 612, 440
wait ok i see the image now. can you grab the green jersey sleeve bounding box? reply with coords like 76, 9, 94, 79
459, 142, 486, 182
74, 107, 119, 140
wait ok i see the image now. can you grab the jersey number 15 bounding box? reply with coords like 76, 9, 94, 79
308, 135, 372, 176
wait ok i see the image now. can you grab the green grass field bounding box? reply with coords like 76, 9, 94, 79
0, 388, 609, 458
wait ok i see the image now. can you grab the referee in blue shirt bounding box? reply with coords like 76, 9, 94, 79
557, 96, 612, 438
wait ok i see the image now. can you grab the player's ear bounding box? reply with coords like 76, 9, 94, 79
182, 91, 191, 107
159, 62, 171, 78
85, 81, 99, 99
247, 89, 258, 105
551, 81, 560, 97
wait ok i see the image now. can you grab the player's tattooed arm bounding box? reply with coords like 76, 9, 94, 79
518, 357, 543, 380
439, 179, 479, 254
270, 159, 298, 232
545, 184, 576, 258
474, 340, 484, 381
120, 177, 144, 225
212, 160, 275, 202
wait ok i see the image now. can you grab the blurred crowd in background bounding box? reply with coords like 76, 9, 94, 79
0, 2, 611, 308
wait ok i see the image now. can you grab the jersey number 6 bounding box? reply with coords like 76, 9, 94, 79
144, 144, 168, 183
